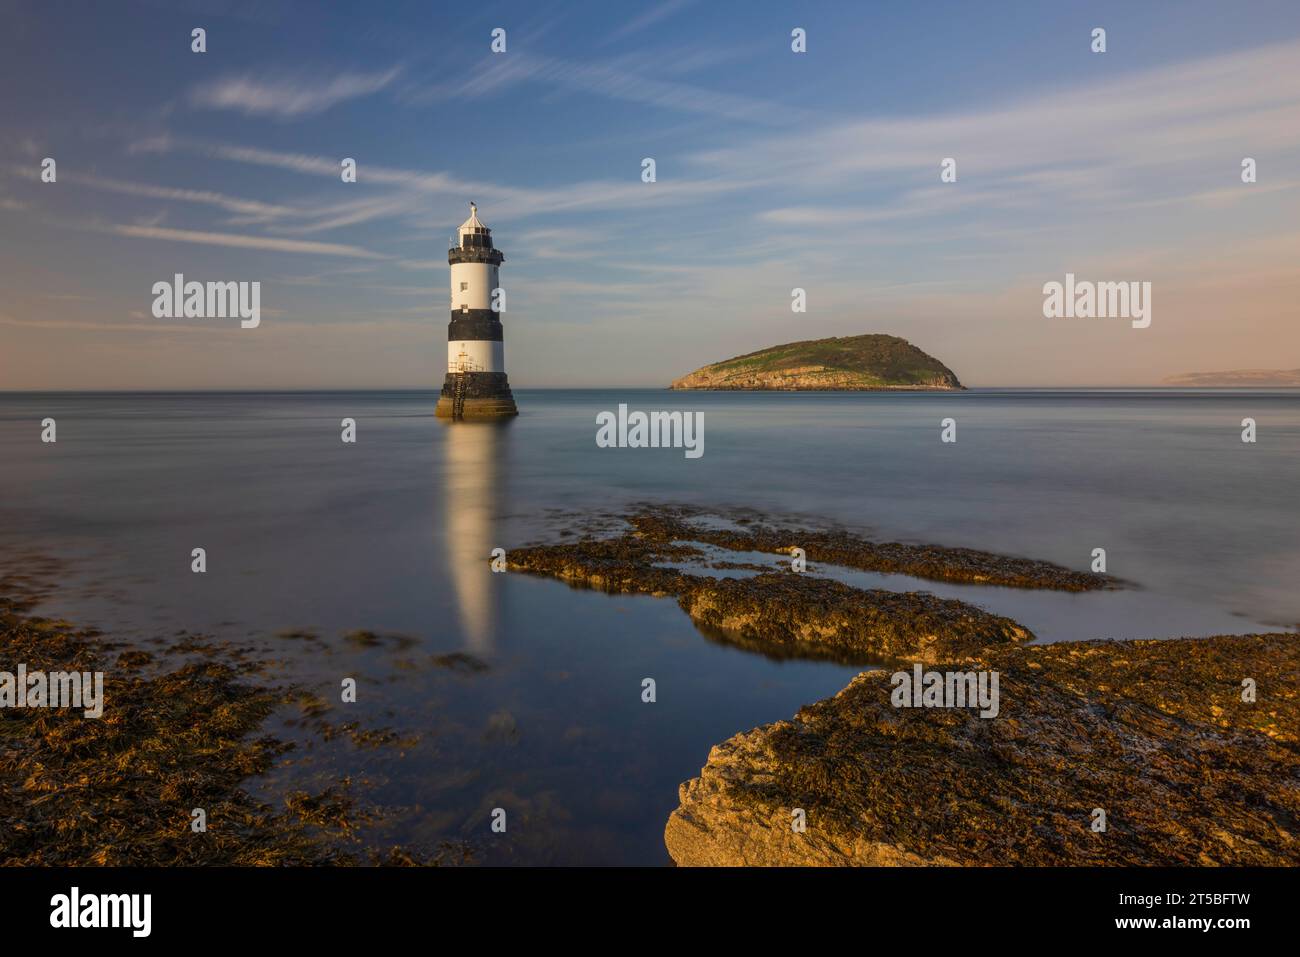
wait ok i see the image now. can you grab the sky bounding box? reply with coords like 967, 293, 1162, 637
1, 0, 1299, 389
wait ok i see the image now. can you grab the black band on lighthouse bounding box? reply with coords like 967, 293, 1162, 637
448, 311, 504, 341
448, 247, 504, 266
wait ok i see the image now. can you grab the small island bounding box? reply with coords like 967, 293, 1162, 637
670, 334, 964, 391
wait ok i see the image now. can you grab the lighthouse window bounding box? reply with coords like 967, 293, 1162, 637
460, 282, 468, 291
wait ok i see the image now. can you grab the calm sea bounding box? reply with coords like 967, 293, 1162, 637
1, 389, 1297, 864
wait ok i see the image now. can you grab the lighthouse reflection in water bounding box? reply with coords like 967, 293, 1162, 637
440, 418, 509, 654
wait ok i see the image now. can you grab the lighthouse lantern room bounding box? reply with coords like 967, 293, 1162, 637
435, 203, 518, 419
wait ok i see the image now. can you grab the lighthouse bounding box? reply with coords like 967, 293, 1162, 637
435, 203, 518, 419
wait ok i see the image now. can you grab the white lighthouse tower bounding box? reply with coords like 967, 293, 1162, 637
435, 203, 518, 419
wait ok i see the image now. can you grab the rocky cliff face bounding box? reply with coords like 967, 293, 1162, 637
670, 334, 963, 391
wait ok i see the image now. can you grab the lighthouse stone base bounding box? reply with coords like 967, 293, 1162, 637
434, 371, 518, 419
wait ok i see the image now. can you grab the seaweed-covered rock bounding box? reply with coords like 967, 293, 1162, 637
628, 508, 1111, 591
666, 634, 1300, 866
0, 586, 461, 866
681, 573, 1029, 663
507, 533, 1033, 663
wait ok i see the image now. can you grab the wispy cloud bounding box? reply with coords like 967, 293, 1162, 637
195, 140, 754, 220
403, 51, 801, 124
757, 185, 1027, 227
695, 38, 1300, 198
190, 66, 401, 117
108, 224, 384, 258
31, 169, 297, 219
604, 0, 697, 43
276, 195, 422, 235
126, 133, 174, 155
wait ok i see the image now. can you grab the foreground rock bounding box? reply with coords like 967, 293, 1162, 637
666, 634, 1300, 866
0, 578, 463, 866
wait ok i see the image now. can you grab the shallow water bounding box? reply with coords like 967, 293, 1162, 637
0, 388, 1296, 863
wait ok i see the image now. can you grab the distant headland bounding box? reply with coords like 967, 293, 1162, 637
669, 334, 964, 391
1162, 368, 1300, 387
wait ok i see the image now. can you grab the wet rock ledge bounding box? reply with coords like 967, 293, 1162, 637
625, 507, 1112, 591
666, 633, 1300, 866
507, 512, 1041, 663
504, 506, 1111, 662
